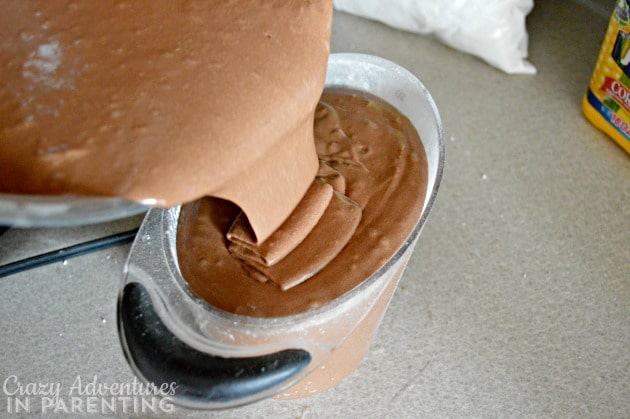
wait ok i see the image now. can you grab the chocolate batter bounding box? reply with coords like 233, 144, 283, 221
177, 89, 428, 317
2, 0, 429, 400
0, 0, 332, 242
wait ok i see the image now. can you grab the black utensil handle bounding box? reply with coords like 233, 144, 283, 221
0, 229, 138, 278
118, 282, 311, 407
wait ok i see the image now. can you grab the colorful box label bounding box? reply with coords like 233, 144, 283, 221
583, 0, 630, 153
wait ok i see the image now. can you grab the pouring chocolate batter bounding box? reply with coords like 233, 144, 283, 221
0, 0, 332, 242
177, 89, 428, 317
2, 1, 431, 401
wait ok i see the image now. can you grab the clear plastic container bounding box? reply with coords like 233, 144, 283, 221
117, 53, 445, 410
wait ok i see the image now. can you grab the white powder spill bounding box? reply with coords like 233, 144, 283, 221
22, 40, 71, 90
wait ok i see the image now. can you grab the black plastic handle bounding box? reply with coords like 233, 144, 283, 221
117, 282, 311, 407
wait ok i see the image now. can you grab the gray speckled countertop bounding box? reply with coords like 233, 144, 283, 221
1, 1, 628, 417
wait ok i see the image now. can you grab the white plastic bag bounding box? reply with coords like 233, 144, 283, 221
334, 0, 536, 75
